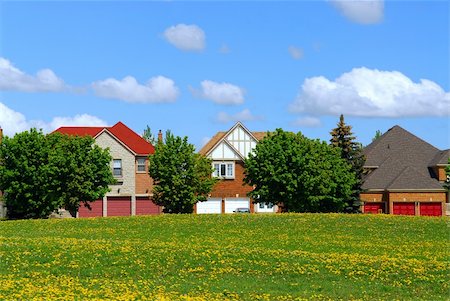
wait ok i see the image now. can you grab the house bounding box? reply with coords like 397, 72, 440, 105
55, 121, 161, 217
360, 125, 449, 216
197, 122, 278, 214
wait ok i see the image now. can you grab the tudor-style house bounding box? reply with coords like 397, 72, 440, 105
197, 122, 278, 214
360, 125, 449, 216
55, 121, 161, 217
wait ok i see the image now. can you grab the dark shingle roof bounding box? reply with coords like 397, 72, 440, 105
362, 125, 445, 191
430, 149, 450, 166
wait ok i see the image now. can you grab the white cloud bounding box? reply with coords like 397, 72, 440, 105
0, 102, 107, 137
291, 116, 322, 127
217, 109, 262, 123
163, 24, 205, 51
192, 80, 245, 105
49, 114, 108, 130
92, 76, 179, 103
330, 0, 384, 24
288, 46, 304, 60
290, 67, 450, 117
0, 57, 66, 92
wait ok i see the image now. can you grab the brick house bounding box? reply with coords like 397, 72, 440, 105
360, 125, 449, 216
55, 121, 161, 217
197, 122, 278, 214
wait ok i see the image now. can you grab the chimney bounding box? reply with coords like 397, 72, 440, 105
158, 130, 163, 143
0, 126, 2, 144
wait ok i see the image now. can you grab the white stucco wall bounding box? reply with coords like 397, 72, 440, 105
95, 131, 135, 196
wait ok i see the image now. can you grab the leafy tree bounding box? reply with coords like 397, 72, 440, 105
445, 157, 450, 191
149, 131, 216, 213
0, 129, 55, 219
46, 133, 115, 216
372, 130, 383, 141
0, 129, 114, 219
330, 114, 365, 213
244, 129, 356, 213
142, 125, 157, 145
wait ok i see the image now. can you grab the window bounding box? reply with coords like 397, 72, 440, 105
212, 162, 234, 179
137, 158, 146, 172
113, 159, 122, 177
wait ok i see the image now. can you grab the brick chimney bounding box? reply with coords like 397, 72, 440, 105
158, 130, 163, 143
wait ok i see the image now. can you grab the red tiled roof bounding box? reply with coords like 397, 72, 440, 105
54, 127, 104, 137
108, 122, 154, 155
54, 122, 154, 155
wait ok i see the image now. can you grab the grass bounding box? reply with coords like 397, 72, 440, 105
0, 213, 448, 300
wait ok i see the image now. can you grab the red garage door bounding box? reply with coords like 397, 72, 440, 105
393, 202, 415, 215
107, 196, 131, 216
364, 203, 384, 214
420, 203, 442, 216
136, 197, 160, 215
78, 200, 103, 218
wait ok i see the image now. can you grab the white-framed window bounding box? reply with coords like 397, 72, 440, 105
212, 162, 235, 179
113, 159, 122, 177
137, 158, 146, 172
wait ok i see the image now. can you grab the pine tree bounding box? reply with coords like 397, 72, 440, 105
372, 130, 383, 141
330, 114, 365, 213
142, 125, 157, 145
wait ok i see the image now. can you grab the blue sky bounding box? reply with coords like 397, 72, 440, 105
0, 0, 449, 150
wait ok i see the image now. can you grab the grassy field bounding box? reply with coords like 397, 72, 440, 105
0, 214, 448, 300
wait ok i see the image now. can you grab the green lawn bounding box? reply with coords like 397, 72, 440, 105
0, 214, 448, 300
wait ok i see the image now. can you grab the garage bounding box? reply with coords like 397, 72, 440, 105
136, 196, 160, 215
225, 197, 250, 213
78, 199, 103, 218
107, 196, 131, 216
197, 198, 222, 214
420, 203, 442, 216
393, 202, 415, 215
364, 203, 384, 214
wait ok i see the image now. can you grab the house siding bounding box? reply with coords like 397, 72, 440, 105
95, 131, 136, 196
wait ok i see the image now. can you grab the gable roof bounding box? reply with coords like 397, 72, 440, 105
362, 125, 445, 191
198, 122, 267, 156
54, 122, 154, 156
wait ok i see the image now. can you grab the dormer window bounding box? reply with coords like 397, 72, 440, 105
213, 162, 234, 179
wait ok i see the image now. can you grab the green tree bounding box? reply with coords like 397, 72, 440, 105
445, 157, 450, 191
372, 130, 382, 141
142, 125, 157, 145
330, 114, 365, 213
0, 129, 55, 219
244, 129, 356, 213
149, 131, 216, 213
0, 129, 114, 219
46, 133, 115, 216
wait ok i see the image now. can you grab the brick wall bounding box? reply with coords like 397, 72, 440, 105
210, 161, 253, 198
389, 191, 446, 202
135, 157, 153, 195
360, 192, 385, 202
437, 166, 447, 182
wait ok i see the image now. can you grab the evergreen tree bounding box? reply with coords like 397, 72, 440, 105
330, 114, 365, 213
142, 125, 157, 145
372, 130, 383, 141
